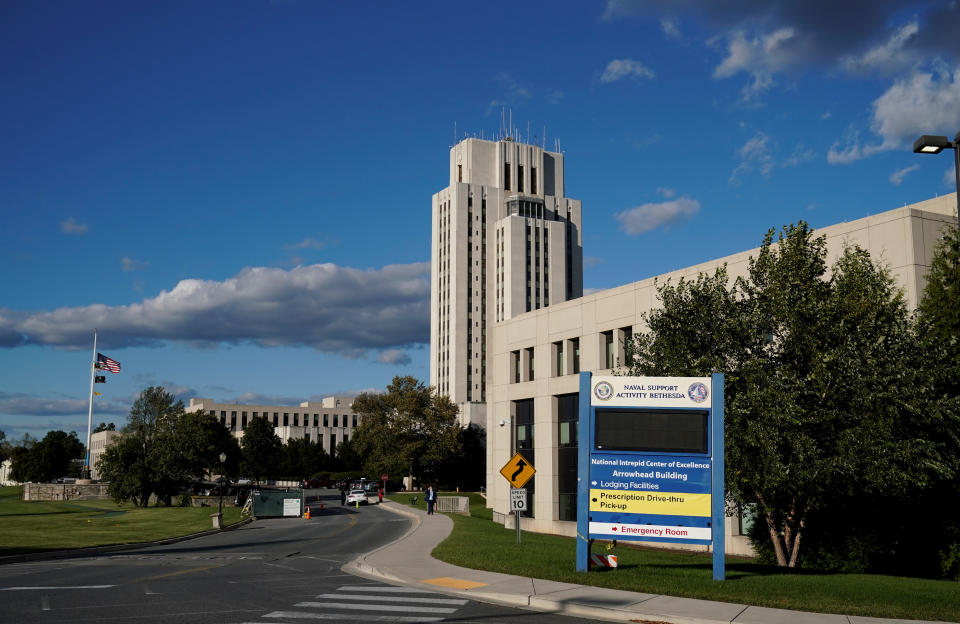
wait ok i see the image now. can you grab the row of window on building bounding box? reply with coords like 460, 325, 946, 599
211, 410, 359, 432
509, 326, 633, 383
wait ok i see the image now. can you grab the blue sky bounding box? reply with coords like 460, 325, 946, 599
2, 1, 959, 443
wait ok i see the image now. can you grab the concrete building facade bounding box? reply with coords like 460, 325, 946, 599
430, 138, 957, 555
88, 429, 121, 481
430, 137, 583, 427
185, 395, 360, 458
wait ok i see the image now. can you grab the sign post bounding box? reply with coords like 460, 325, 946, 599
576, 373, 725, 580
501, 453, 535, 545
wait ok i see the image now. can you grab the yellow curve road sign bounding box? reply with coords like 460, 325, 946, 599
500, 452, 536, 488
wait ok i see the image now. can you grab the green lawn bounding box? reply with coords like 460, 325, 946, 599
0, 486, 243, 556
388, 491, 960, 622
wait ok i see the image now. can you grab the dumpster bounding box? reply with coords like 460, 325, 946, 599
251, 489, 304, 518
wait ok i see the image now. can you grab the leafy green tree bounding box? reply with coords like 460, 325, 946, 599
97, 386, 187, 506
332, 437, 361, 472
97, 434, 152, 505
171, 410, 240, 486
281, 437, 329, 479
628, 223, 948, 569
8, 430, 84, 483
241, 416, 281, 485
350, 376, 462, 487
92, 422, 116, 433
437, 423, 485, 491
0, 429, 8, 465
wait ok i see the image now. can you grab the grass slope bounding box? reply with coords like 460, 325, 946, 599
0, 486, 243, 556
389, 492, 959, 622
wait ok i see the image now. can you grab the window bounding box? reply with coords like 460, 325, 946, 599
458, 164, 462, 182
513, 398, 535, 517
554, 341, 564, 376
511, 350, 521, 383
504, 162, 511, 190
293, 413, 299, 427
353, 414, 358, 427
572, 337, 581, 373
241, 412, 248, 429
273, 413, 279, 427
518, 165, 524, 193
333, 414, 339, 427
323, 414, 329, 427
283, 413, 289, 426
526, 347, 535, 381
602, 331, 614, 368
532, 167, 537, 194
557, 392, 579, 521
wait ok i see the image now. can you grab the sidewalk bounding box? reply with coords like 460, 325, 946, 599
343, 501, 952, 624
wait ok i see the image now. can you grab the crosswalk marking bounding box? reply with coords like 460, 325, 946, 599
312, 593, 467, 605
257, 582, 467, 622
335, 585, 441, 593
295, 601, 457, 614
263, 613, 443, 622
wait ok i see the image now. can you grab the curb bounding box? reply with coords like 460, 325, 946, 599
0, 517, 254, 566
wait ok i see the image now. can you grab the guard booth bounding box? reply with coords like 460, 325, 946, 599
576, 373, 725, 580
251, 489, 304, 518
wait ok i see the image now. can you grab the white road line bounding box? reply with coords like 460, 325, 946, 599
295, 601, 457, 614
315, 593, 467, 605
336, 585, 441, 594
264, 612, 443, 622
0, 585, 116, 590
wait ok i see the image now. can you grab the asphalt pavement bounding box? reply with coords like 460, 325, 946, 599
343, 500, 957, 624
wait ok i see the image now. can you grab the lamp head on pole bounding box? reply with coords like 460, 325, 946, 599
913, 135, 952, 154
219, 452, 226, 464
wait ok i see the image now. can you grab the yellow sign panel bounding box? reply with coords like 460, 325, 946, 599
499, 452, 536, 488
589, 489, 711, 517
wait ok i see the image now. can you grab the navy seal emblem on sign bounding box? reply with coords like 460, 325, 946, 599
594, 381, 614, 401
687, 382, 709, 403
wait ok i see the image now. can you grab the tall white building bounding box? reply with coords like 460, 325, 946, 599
430, 137, 583, 426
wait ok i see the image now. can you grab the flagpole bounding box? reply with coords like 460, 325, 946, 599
84, 329, 97, 480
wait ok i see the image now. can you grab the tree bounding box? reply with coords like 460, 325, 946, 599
241, 416, 281, 485
281, 437, 329, 479
628, 223, 947, 569
0, 429, 8, 465
169, 410, 240, 486
8, 430, 84, 483
97, 386, 187, 506
350, 376, 462, 488
332, 437, 361, 472
92, 422, 116, 433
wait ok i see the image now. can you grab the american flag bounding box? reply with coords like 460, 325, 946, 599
96, 352, 121, 373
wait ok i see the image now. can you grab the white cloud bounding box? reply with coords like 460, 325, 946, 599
0, 262, 431, 355
288, 237, 331, 250
783, 143, 815, 168
945, 165, 958, 188
889, 164, 921, 185
841, 19, 919, 74
614, 197, 700, 235
829, 66, 960, 163
584, 256, 604, 268
871, 66, 960, 149
713, 28, 795, 102
0, 392, 126, 416
377, 349, 412, 366
730, 131, 775, 183
660, 17, 681, 40
60, 217, 88, 235
600, 59, 656, 83
656, 187, 676, 198
121, 257, 148, 272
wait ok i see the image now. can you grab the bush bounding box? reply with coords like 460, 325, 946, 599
176, 492, 192, 507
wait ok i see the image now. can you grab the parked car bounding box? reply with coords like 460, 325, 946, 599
346, 489, 368, 505
363, 481, 382, 504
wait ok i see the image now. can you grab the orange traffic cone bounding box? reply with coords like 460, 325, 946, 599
304, 507, 311, 519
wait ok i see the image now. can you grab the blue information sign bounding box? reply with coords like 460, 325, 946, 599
576, 373, 725, 580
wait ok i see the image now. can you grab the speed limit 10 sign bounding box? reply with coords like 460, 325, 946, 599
510, 488, 527, 512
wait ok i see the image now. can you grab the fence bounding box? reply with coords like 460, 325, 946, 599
436, 496, 470, 515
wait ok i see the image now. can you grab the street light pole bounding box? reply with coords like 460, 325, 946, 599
913, 132, 960, 228
218, 452, 226, 519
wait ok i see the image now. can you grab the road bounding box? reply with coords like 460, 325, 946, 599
0, 489, 604, 624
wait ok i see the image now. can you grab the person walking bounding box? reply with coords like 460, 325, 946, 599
340, 485, 346, 506
425, 484, 437, 515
